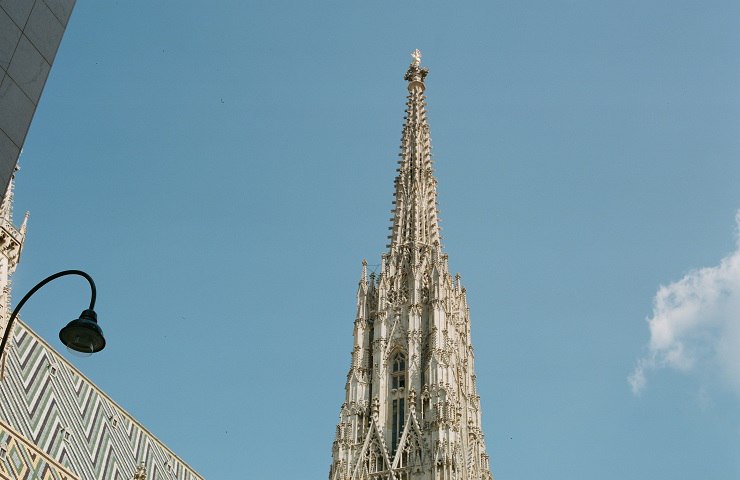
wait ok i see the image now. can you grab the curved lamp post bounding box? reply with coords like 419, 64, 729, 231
0, 270, 105, 359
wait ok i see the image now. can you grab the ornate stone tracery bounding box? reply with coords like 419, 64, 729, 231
0, 173, 26, 347
329, 52, 494, 480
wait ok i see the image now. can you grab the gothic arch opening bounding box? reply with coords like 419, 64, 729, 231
389, 351, 407, 454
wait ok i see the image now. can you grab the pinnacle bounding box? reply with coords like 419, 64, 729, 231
388, 54, 441, 255
404, 49, 429, 88
359, 259, 368, 285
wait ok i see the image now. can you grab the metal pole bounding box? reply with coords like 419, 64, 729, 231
0, 270, 96, 359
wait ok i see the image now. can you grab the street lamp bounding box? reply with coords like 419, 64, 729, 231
0, 270, 105, 359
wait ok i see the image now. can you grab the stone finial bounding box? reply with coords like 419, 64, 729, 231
19, 211, 28, 238
404, 49, 429, 86
411, 49, 422, 67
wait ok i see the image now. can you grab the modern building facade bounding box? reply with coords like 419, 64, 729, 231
329, 52, 494, 480
0, 176, 203, 479
0, 0, 76, 194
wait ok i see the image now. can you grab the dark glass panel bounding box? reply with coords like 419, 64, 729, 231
392, 399, 399, 452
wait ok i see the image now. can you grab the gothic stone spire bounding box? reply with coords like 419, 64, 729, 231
0, 169, 27, 342
329, 52, 494, 480
388, 50, 441, 256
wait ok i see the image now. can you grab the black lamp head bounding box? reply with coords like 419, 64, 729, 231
59, 309, 106, 354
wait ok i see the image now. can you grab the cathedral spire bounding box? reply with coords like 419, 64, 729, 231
388, 49, 441, 254
0, 171, 16, 222
330, 54, 494, 480
0, 169, 27, 352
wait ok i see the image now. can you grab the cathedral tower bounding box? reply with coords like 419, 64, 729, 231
329, 51, 494, 480
0, 171, 27, 341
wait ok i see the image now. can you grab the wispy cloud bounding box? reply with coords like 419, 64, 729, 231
629, 211, 740, 396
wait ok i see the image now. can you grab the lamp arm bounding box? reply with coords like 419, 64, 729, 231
0, 270, 96, 359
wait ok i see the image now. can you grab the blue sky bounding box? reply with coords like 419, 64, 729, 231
11, 1, 740, 478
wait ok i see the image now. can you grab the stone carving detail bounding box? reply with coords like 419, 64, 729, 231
411, 49, 422, 66
421, 274, 431, 303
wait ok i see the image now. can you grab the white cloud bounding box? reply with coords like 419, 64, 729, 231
627, 361, 646, 394
630, 211, 740, 396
